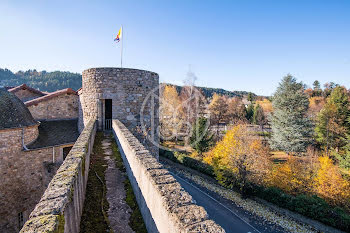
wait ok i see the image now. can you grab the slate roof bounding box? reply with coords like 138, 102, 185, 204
25, 88, 77, 107
8, 84, 46, 96
27, 119, 79, 149
0, 88, 38, 130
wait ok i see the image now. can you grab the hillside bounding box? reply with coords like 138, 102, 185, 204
0, 68, 82, 92
167, 83, 255, 98
0, 68, 256, 97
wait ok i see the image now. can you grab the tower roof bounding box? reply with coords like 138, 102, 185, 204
0, 88, 37, 130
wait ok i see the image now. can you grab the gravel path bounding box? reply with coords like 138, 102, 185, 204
102, 136, 135, 233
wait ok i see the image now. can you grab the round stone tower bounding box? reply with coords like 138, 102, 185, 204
78, 68, 159, 155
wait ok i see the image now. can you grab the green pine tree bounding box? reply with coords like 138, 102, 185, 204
189, 117, 213, 155
246, 104, 254, 123
269, 75, 313, 154
252, 104, 266, 126
315, 86, 349, 153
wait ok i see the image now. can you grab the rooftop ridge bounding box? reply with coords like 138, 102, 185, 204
25, 88, 77, 106
8, 84, 46, 96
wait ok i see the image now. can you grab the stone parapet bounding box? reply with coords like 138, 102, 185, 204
19, 119, 97, 233
112, 119, 225, 233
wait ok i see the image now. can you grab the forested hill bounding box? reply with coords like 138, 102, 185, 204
0, 68, 254, 97
0, 68, 82, 92
168, 84, 254, 98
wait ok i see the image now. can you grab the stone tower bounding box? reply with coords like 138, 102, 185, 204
78, 67, 159, 156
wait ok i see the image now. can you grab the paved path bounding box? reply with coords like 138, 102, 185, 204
171, 172, 285, 233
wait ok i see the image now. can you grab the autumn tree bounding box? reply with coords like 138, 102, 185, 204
268, 157, 316, 195
189, 117, 213, 155
227, 97, 247, 124
315, 86, 350, 153
269, 75, 313, 154
255, 98, 273, 114
209, 93, 228, 135
204, 125, 270, 196
160, 84, 184, 141
323, 82, 338, 98
308, 96, 325, 118
313, 156, 350, 207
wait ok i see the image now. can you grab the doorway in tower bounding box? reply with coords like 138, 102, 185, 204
104, 99, 112, 130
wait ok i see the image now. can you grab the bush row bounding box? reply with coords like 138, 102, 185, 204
160, 149, 214, 177
159, 149, 350, 232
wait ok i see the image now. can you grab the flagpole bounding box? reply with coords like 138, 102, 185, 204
121, 25, 123, 68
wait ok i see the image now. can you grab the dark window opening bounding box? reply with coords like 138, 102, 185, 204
105, 99, 112, 130
63, 146, 72, 160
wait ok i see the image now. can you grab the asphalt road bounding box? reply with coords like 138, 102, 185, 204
171, 172, 285, 233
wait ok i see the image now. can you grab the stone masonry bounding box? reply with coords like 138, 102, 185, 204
79, 68, 159, 157
26, 91, 79, 120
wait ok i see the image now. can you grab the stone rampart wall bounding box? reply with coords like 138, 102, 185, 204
112, 119, 225, 233
27, 94, 79, 120
20, 119, 96, 233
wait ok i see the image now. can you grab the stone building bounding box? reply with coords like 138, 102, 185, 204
0, 87, 79, 232
1, 67, 159, 232
25, 88, 79, 120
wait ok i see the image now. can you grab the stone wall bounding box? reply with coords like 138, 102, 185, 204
112, 119, 225, 233
0, 124, 39, 155
79, 68, 159, 157
20, 119, 96, 233
27, 94, 79, 120
0, 141, 62, 232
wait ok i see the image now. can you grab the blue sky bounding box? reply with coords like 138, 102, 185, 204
0, 0, 349, 95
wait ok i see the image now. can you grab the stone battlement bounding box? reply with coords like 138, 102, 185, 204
20, 119, 96, 233
112, 119, 225, 233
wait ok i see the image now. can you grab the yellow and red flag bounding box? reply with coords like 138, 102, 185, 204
114, 27, 122, 43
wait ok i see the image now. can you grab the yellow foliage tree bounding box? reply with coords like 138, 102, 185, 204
255, 98, 273, 114
313, 156, 350, 208
204, 124, 270, 195
267, 157, 315, 195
